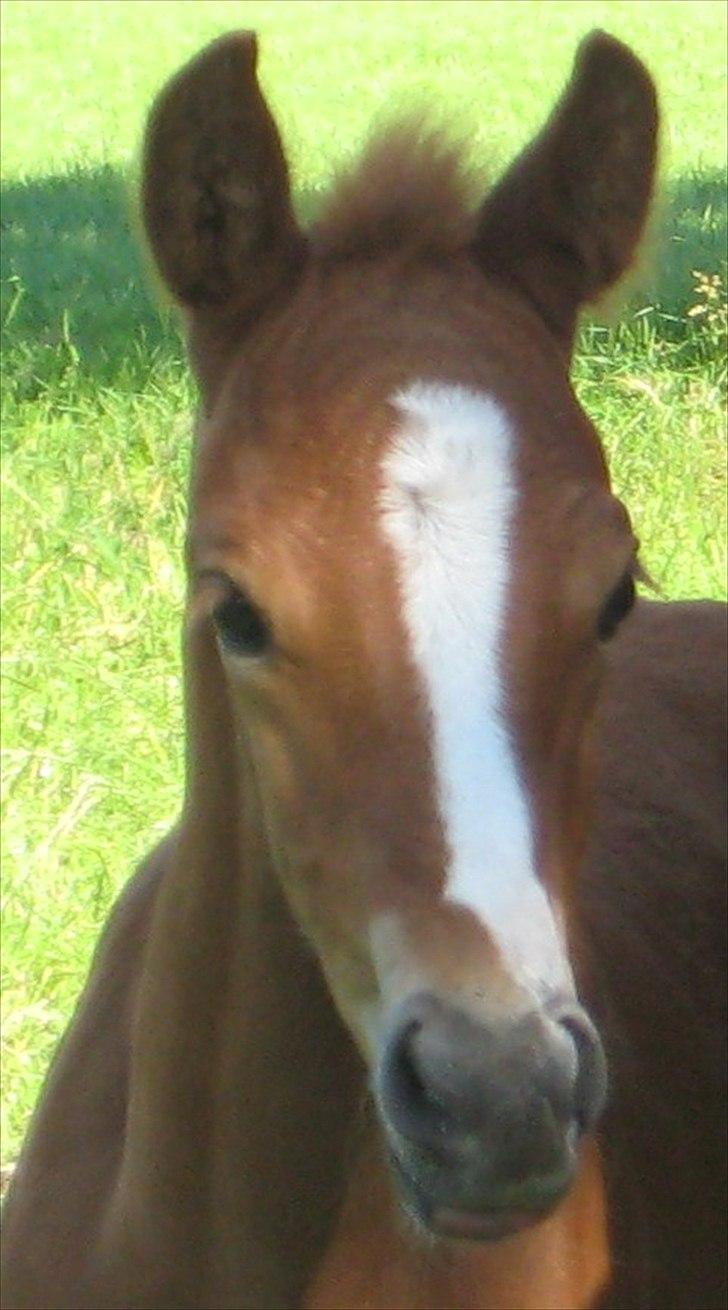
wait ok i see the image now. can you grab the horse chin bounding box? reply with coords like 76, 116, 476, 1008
387, 1141, 570, 1244
427, 1205, 550, 1243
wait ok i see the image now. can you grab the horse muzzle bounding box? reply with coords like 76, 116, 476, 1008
375, 990, 607, 1241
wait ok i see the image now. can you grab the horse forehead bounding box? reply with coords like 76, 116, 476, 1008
213, 388, 597, 518
195, 266, 607, 534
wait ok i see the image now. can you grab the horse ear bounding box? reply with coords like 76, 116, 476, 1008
141, 32, 304, 382
474, 32, 658, 349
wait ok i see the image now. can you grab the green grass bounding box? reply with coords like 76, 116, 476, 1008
1, 0, 726, 1164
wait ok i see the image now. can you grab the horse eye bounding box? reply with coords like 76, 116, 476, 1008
213, 588, 271, 656
597, 572, 636, 641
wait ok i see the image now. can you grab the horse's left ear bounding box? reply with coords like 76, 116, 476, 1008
474, 32, 658, 349
141, 31, 305, 393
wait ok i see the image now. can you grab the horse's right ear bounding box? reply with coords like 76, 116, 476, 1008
474, 32, 658, 351
142, 32, 304, 381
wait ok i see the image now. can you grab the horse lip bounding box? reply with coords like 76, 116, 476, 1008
430, 1204, 547, 1242
389, 1147, 569, 1242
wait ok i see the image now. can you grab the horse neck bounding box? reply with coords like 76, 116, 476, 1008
104, 624, 365, 1307
108, 814, 364, 1308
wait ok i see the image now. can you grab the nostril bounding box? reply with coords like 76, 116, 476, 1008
551, 1003, 608, 1133
391, 1021, 427, 1102
378, 1019, 452, 1145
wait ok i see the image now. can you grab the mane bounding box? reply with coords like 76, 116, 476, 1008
311, 118, 482, 261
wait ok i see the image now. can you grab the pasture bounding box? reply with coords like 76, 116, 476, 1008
1, 0, 726, 1168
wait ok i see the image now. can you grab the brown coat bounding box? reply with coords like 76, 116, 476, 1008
2, 29, 725, 1310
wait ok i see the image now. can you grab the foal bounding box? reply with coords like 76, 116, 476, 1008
2, 30, 725, 1310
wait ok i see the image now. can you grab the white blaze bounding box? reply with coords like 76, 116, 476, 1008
380, 382, 573, 998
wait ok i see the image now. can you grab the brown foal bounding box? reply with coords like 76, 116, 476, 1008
2, 30, 725, 1310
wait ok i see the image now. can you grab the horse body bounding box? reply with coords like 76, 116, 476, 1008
585, 600, 727, 1310
2, 29, 725, 1310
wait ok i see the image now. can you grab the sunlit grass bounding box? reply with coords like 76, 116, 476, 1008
1, 0, 726, 1163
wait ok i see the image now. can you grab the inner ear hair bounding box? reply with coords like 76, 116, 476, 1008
474, 31, 659, 348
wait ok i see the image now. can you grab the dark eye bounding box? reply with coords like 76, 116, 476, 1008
597, 571, 636, 641
213, 588, 271, 656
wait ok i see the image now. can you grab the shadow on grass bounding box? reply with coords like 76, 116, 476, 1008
1, 165, 182, 403
1, 162, 726, 402
647, 170, 727, 319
